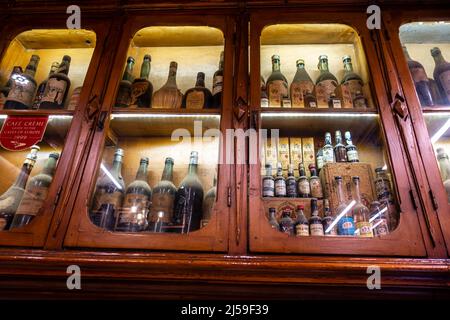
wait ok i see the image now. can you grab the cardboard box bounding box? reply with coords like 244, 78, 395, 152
289, 137, 302, 173
278, 137, 290, 170
264, 138, 278, 173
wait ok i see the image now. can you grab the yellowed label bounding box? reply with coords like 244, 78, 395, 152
315, 79, 337, 108
185, 90, 205, 109
267, 80, 288, 108
289, 138, 302, 172
6, 78, 36, 107
337, 84, 353, 108
149, 192, 175, 223
290, 81, 314, 108
120, 193, 150, 224
278, 137, 290, 170
41, 78, 68, 105
15, 186, 49, 216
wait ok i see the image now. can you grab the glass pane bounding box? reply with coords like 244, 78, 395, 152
88, 26, 223, 234
259, 24, 398, 238
399, 22, 450, 203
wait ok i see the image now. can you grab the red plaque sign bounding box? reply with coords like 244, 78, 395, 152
0, 116, 49, 151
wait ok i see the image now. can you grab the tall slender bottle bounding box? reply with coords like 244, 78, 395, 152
39, 55, 71, 109
274, 162, 287, 197
201, 175, 217, 228
290, 59, 315, 108
115, 56, 135, 108
10, 152, 59, 229
286, 164, 297, 198
266, 55, 288, 108
402, 46, 434, 107
341, 55, 364, 101
182, 72, 212, 109
322, 132, 335, 164
130, 55, 153, 108
212, 51, 224, 108
309, 164, 323, 199
294, 205, 309, 237
315, 55, 338, 108
309, 198, 324, 236
262, 164, 275, 197
116, 158, 152, 232
436, 148, 450, 202
152, 61, 183, 109
90, 149, 125, 231
173, 151, 204, 233
431, 47, 450, 105
149, 158, 177, 232
322, 199, 337, 236
32, 62, 59, 109
334, 130, 347, 162
316, 142, 324, 171
5, 55, 40, 110
335, 176, 355, 236
1, 66, 23, 109
352, 176, 373, 237
0, 146, 39, 230
297, 163, 310, 198
344, 131, 359, 162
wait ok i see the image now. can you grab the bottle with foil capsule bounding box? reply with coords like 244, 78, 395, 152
212, 51, 224, 108
309, 164, 323, 199
290, 59, 315, 108
315, 55, 338, 108
115, 56, 135, 108
32, 62, 59, 109
335, 176, 355, 236
431, 47, 450, 104
262, 164, 275, 197
130, 55, 153, 108
286, 164, 297, 198
297, 163, 310, 198
10, 152, 59, 229
39, 55, 71, 109
182, 72, 212, 109
274, 162, 287, 197
294, 205, 309, 237
345, 131, 359, 162
152, 61, 183, 108
341, 55, 364, 102
279, 211, 294, 235
352, 176, 373, 238
322, 132, 335, 164
322, 199, 337, 236
0, 146, 39, 230
268, 208, 279, 230
266, 55, 288, 108
308, 198, 324, 236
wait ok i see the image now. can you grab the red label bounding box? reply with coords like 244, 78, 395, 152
0, 116, 48, 151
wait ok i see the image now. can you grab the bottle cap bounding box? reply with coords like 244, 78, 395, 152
170, 61, 178, 69
296, 59, 305, 66
62, 55, 71, 63
49, 152, 60, 160
115, 148, 124, 157
144, 54, 151, 61
431, 47, 441, 56
165, 157, 174, 164
140, 157, 149, 164
269, 207, 276, 212
272, 55, 280, 61
127, 56, 135, 63
297, 205, 304, 210
197, 72, 205, 79
342, 55, 351, 62
334, 176, 342, 181
319, 55, 328, 60
352, 176, 360, 182
308, 163, 316, 170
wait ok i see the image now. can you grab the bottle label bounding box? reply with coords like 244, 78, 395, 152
315, 79, 337, 108
275, 180, 287, 196
310, 178, 323, 198
345, 79, 363, 99
317, 155, 324, 170
410, 67, 428, 83
15, 186, 49, 217
355, 221, 373, 237
298, 180, 310, 196
339, 84, 353, 108
331, 98, 342, 108
130, 81, 150, 107
185, 90, 205, 109
375, 178, 392, 201
286, 180, 297, 197
92, 190, 124, 217
323, 148, 334, 163
261, 97, 269, 108
41, 78, 68, 106
212, 75, 223, 95
295, 224, 309, 236
282, 98, 291, 108
149, 192, 175, 223
347, 149, 359, 162
6, 77, 36, 107
306, 100, 317, 108
267, 80, 288, 108
119, 193, 150, 224
310, 223, 324, 236
373, 218, 389, 237
337, 216, 355, 235
290, 81, 314, 108
439, 70, 450, 100
262, 178, 275, 197
115, 82, 132, 108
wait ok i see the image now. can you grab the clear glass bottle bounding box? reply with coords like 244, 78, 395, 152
308, 164, 323, 199
32, 62, 59, 109
279, 210, 294, 235
341, 55, 364, 101
115, 56, 135, 108
335, 176, 355, 236
294, 205, 309, 237
369, 200, 390, 237
334, 130, 347, 162
374, 167, 394, 203
297, 163, 310, 198
0, 146, 39, 231
212, 51, 224, 108
309, 198, 324, 236
182, 72, 212, 109
436, 148, 450, 202
152, 61, 183, 109
290, 59, 315, 108
315, 55, 338, 108
201, 175, 217, 228
274, 162, 287, 197
266, 55, 288, 108
268, 207, 279, 230
39, 55, 71, 109
262, 164, 275, 197
345, 131, 359, 163
10, 152, 59, 229
322, 199, 337, 236
431, 47, 450, 105
352, 176, 373, 238
322, 132, 335, 164
130, 55, 153, 108
286, 164, 297, 198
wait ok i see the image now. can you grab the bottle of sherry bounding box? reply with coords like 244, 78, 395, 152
32, 62, 59, 109
115, 56, 135, 108
315, 55, 338, 108
290, 59, 315, 108
116, 157, 152, 232
39, 55, 71, 109
309, 198, 324, 236
152, 61, 183, 109
10, 152, 59, 229
130, 55, 153, 108
5, 55, 40, 110
149, 157, 177, 232
352, 176, 373, 237
0, 146, 39, 231
431, 47, 450, 105
90, 148, 125, 231
173, 151, 204, 233
341, 55, 364, 102
182, 72, 212, 109
266, 55, 288, 108
201, 175, 217, 228
334, 130, 347, 162
212, 51, 224, 108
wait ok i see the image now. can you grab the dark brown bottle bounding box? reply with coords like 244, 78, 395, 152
114, 56, 135, 108
334, 130, 347, 162
1, 66, 23, 98
431, 47, 450, 105
212, 51, 224, 108
279, 211, 295, 235
39, 55, 71, 109
182, 72, 212, 109
130, 55, 153, 108
341, 55, 364, 101
32, 62, 59, 109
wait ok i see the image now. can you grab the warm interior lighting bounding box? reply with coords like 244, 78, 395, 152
325, 200, 356, 233
261, 112, 378, 118
111, 113, 220, 120
100, 163, 122, 190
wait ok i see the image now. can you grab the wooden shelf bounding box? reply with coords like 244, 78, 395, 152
0, 109, 74, 117
260, 107, 378, 114
112, 108, 221, 115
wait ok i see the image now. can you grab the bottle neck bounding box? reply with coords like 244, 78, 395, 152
299, 166, 306, 177
265, 167, 272, 177
354, 179, 362, 203
343, 61, 354, 73
135, 162, 148, 181
58, 60, 70, 76
161, 162, 174, 181
272, 60, 281, 72
311, 203, 318, 216
41, 157, 58, 176
188, 163, 198, 176
276, 167, 283, 177
433, 52, 446, 66
13, 162, 34, 189
166, 65, 178, 87
325, 136, 332, 146
111, 158, 123, 178
310, 168, 317, 177
140, 60, 150, 79
195, 76, 205, 88
319, 59, 329, 73
336, 180, 346, 204
25, 60, 38, 78
48, 64, 59, 77
123, 60, 134, 81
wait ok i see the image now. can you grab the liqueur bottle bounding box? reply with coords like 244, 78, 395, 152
0, 66, 23, 108
285, 164, 297, 198
152, 61, 183, 109
315, 55, 338, 108
309, 164, 323, 199
352, 176, 373, 237
39, 55, 71, 109
322, 132, 335, 164
130, 55, 153, 108
116, 157, 152, 232
297, 163, 311, 198
32, 62, 59, 109
268, 207, 279, 230
290, 59, 315, 108
212, 51, 224, 108
279, 211, 294, 235
262, 164, 275, 197
90, 149, 125, 231
335, 176, 355, 236
201, 175, 217, 228
352, 91, 368, 108
316, 142, 324, 171
266, 55, 288, 108
182, 72, 212, 109
173, 151, 204, 233
0, 146, 39, 231
115, 56, 135, 108
431, 47, 450, 105
149, 157, 177, 232
309, 198, 324, 236
369, 200, 390, 237
436, 148, 450, 202
344, 131, 359, 162
328, 93, 342, 108
294, 205, 309, 237
341, 55, 364, 101
304, 90, 317, 108
334, 130, 347, 162
274, 162, 287, 197
402, 46, 434, 107
374, 167, 394, 203
4, 55, 40, 110
322, 199, 337, 236
10, 152, 59, 229
261, 76, 269, 108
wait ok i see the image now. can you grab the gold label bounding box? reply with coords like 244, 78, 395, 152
267, 80, 288, 108
355, 221, 373, 237
290, 81, 314, 108
186, 90, 205, 109
0, 196, 15, 211
41, 78, 68, 105
6, 78, 36, 106
149, 192, 175, 223
315, 79, 337, 108
295, 224, 309, 236
439, 70, 450, 100
15, 186, 49, 216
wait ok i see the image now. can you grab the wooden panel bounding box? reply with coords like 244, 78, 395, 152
15, 29, 96, 49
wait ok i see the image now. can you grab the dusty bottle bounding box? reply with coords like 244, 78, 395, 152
334, 130, 347, 162
268, 207, 279, 230
152, 61, 183, 108
182, 72, 212, 109
32, 62, 59, 109
212, 51, 224, 108
130, 55, 153, 108
279, 211, 295, 235
39, 55, 71, 109
201, 175, 217, 228
1, 66, 23, 109
341, 55, 364, 101
266, 55, 288, 108
294, 205, 309, 236
315, 55, 338, 108
431, 47, 450, 104
290, 59, 315, 108
374, 167, 394, 203
115, 56, 135, 108
335, 176, 355, 236
309, 164, 323, 199
286, 164, 297, 198
352, 176, 373, 238
316, 142, 324, 171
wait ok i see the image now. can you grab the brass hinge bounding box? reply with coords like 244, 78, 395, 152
429, 190, 439, 211
227, 186, 232, 207
409, 189, 418, 210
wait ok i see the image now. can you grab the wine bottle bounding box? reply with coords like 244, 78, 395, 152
294, 205, 309, 237
173, 151, 204, 233
32, 62, 59, 109
201, 175, 217, 228
297, 163, 310, 198
114, 56, 135, 108
315, 55, 338, 108
152, 61, 183, 109
352, 176, 373, 237
149, 157, 177, 232
130, 55, 153, 108
212, 51, 224, 108
431, 47, 450, 105
286, 164, 297, 198
0, 146, 39, 231
116, 157, 152, 232
341, 55, 364, 102
39, 55, 71, 109
266, 55, 288, 108
274, 162, 287, 197
4, 55, 40, 110
322, 132, 335, 164
10, 152, 59, 229
90, 149, 125, 231
290, 59, 315, 108
182, 72, 212, 109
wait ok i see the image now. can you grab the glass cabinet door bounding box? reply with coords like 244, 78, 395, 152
248, 14, 427, 256
64, 16, 232, 252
